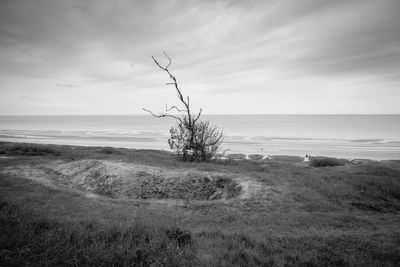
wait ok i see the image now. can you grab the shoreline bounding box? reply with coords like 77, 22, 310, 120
1, 114, 399, 160
1, 140, 398, 162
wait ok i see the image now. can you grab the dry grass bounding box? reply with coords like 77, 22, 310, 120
0, 201, 195, 266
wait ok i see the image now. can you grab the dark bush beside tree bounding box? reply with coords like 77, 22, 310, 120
309, 156, 345, 167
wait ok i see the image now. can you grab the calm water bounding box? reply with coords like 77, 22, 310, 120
0, 115, 399, 160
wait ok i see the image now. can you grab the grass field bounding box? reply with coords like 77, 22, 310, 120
1, 142, 400, 266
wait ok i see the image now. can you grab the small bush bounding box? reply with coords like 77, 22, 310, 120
310, 156, 344, 167
100, 147, 115, 154
169, 117, 223, 162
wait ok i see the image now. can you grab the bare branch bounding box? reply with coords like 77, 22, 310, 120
162, 51, 172, 68
151, 56, 166, 71
151, 52, 190, 110
166, 105, 187, 113
193, 108, 202, 123
151, 51, 172, 70
206, 130, 224, 147
142, 108, 184, 124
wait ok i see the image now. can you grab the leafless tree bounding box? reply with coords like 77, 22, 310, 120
143, 51, 223, 161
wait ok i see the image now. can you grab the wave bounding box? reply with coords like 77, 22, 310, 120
0, 129, 168, 138
1, 129, 400, 145
242, 136, 396, 143
348, 138, 384, 143
0, 133, 53, 139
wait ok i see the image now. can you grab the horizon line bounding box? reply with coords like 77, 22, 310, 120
1, 113, 400, 116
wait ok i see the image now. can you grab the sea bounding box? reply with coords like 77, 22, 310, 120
0, 115, 399, 160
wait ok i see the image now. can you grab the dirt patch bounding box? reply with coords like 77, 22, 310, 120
269, 155, 304, 163
248, 154, 264, 161
226, 154, 247, 160
45, 160, 242, 200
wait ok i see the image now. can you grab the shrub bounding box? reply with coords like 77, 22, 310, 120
169, 116, 223, 162
310, 156, 344, 167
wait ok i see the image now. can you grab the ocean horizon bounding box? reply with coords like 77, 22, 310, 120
1, 114, 400, 160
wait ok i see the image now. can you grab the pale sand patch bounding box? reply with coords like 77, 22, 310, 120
85, 192, 100, 199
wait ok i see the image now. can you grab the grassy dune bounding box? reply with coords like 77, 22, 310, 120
0, 142, 400, 266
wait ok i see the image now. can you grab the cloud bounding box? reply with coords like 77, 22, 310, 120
0, 0, 399, 114
286, 0, 400, 78
56, 83, 79, 88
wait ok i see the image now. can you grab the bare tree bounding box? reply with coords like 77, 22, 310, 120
143, 51, 223, 161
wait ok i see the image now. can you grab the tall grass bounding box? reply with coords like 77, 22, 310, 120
1, 142, 400, 266
0, 201, 195, 266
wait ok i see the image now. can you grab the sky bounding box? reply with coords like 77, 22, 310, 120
0, 0, 399, 115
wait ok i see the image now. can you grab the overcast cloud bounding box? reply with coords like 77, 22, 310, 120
0, 0, 399, 114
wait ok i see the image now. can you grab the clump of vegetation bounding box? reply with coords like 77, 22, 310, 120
169, 118, 222, 162
112, 172, 241, 200
100, 146, 122, 155
0, 143, 60, 156
143, 51, 223, 162
309, 156, 345, 167
0, 201, 195, 266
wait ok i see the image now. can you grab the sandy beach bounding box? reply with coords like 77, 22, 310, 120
2, 115, 400, 161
